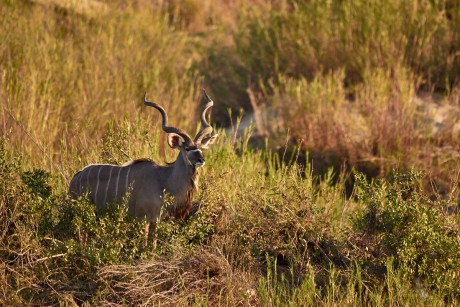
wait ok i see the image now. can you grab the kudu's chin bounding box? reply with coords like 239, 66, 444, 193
194, 162, 205, 168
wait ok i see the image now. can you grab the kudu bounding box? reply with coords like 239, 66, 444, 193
69, 90, 218, 241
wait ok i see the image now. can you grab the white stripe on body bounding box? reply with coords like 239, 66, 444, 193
103, 166, 114, 206
86, 167, 93, 196
115, 167, 121, 200
125, 167, 131, 194
77, 170, 84, 195
95, 166, 103, 206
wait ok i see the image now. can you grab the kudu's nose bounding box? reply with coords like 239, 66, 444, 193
198, 158, 205, 164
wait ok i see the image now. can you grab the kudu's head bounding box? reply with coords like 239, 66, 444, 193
144, 89, 218, 168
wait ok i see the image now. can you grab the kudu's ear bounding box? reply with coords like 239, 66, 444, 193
167, 133, 184, 149
200, 134, 218, 149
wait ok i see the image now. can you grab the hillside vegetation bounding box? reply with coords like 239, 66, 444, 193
1, 0, 459, 305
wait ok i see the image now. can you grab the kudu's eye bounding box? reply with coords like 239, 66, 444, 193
185, 147, 190, 151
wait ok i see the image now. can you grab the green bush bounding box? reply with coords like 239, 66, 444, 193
17, 166, 148, 270
355, 170, 460, 298
51, 197, 147, 268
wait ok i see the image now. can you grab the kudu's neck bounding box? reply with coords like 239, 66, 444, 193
166, 152, 199, 191
160, 153, 198, 219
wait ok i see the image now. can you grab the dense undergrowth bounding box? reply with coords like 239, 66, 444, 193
1, 131, 459, 305
1, 0, 460, 305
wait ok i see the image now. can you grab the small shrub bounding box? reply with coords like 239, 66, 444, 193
21, 169, 52, 199
51, 197, 148, 270
155, 199, 224, 254
355, 170, 460, 298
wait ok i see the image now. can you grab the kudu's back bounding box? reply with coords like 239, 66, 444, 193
69, 160, 158, 214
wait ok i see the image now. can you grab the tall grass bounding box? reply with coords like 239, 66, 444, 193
255, 68, 422, 169
201, 0, 460, 184
1, 0, 205, 171
233, 0, 459, 89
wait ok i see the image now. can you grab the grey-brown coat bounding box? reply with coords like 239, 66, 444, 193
69, 90, 218, 238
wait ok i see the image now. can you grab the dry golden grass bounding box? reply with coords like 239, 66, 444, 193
97, 249, 258, 306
